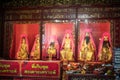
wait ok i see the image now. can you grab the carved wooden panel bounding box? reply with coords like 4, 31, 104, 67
43, 8, 76, 20
113, 19, 120, 48
5, 10, 42, 21
3, 0, 120, 7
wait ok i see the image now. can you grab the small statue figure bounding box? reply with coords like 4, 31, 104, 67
98, 32, 112, 62
79, 29, 96, 61
60, 30, 74, 61
46, 35, 59, 60
16, 34, 29, 60
30, 34, 40, 60
47, 42, 57, 60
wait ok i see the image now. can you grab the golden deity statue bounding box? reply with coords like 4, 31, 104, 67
16, 36, 28, 60
47, 42, 57, 60
98, 33, 112, 62
60, 30, 74, 61
79, 31, 96, 61
30, 35, 40, 60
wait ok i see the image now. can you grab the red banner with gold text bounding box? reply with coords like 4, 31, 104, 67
0, 60, 20, 76
0, 60, 61, 78
21, 61, 60, 78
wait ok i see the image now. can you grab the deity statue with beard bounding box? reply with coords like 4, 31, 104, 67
79, 29, 96, 61
98, 32, 112, 62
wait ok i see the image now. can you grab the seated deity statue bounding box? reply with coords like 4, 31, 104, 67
60, 30, 74, 61
79, 29, 96, 61
30, 34, 40, 60
98, 32, 112, 62
16, 34, 29, 60
47, 42, 57, 60
46, 35, 59, 60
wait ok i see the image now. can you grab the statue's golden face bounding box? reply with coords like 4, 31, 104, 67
66, 33, 70, 38
85, 32, 89, 37
103, 36, 108, 41
21, 38, 26, 44
36, 37, 40, 43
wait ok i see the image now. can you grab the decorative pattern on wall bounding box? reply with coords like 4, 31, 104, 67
4, 7, 120, 21
5, 10, 42, 21
3, 0, 120, 7
113, 20, 120, 48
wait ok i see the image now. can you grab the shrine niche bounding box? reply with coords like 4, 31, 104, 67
9, 24, 40, 60
42, 22, 75, 61
78, 22, 111, 62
